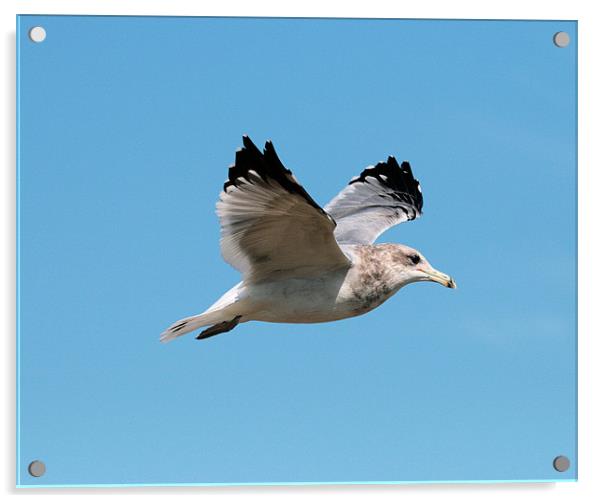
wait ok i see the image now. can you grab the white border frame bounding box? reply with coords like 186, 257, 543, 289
3, 1, 600, 502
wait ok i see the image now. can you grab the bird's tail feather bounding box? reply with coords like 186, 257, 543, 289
160, 282, 245, 343
160, 309, 229, 343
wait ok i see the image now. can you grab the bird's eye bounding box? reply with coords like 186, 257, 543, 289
410, 254, 421, 265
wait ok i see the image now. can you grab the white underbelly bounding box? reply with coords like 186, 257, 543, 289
243, 272, 393, 323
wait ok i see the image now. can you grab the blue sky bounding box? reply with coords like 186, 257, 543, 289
17, 16, 576, 486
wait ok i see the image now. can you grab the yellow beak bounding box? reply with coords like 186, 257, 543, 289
422, 268, 457, 289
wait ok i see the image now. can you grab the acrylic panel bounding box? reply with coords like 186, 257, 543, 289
16, 15, 577, 487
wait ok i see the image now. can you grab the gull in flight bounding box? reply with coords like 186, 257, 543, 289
161, 136, 456, 343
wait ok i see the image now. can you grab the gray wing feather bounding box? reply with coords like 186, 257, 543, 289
217, 137, 350, 282
325, 157, 423, 244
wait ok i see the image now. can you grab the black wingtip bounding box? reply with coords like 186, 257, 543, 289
349, 155, 423, 215
234, 148, 245, 166
400, 160, 413, 175
223, 136, 325, 213
242, 135, 259, 152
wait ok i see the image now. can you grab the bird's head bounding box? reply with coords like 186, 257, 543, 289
392, 244, 457, 289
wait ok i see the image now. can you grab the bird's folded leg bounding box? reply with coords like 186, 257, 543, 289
196, 315, 242, 340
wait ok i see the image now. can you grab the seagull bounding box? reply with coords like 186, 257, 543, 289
161, 136, 456, 343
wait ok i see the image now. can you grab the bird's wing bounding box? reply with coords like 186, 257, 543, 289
324, 157, 423, 245
216, 136, 350, 283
